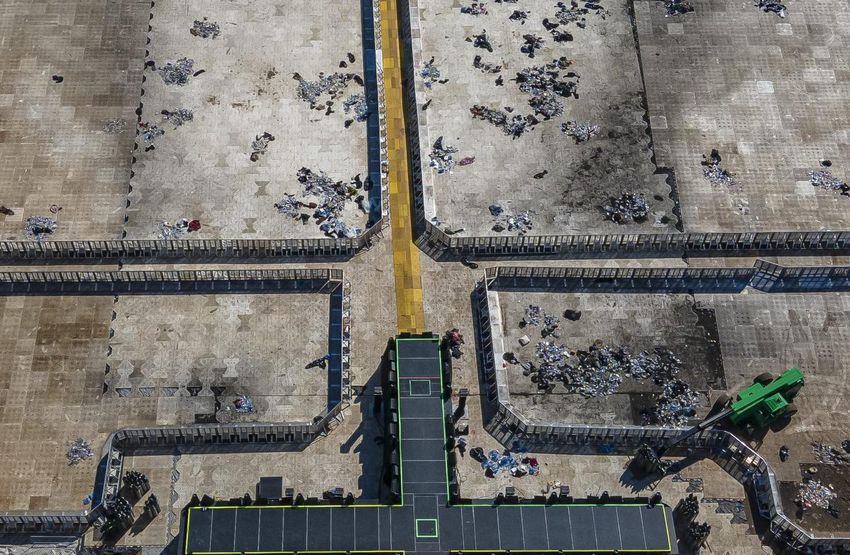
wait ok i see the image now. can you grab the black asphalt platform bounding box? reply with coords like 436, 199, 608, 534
183, 336, 677, 554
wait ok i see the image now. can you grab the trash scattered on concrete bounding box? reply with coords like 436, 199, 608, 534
25, 216, 58, 240
234, 394, 255, 413
809, 169, 849, 195
472, 30, 493, 52
103, 119, 127, 134
162, 108, 194, 128
665, 0, 694, 16
529, 91, 563, 118
492, 207, 535, 233
343, 94, 369, 122
473, 55, 502, 74
471, 105, 537, 138
509, 10, 529, 23
563, 309, 582, 321
480, 448, 540, 477
461, 2, 488, 15
250, 132, 275, 161
51, 75, 64, 84
515, 61, 579, 119
158, 218, 201, 240
642, 379, 699, 427
190, 18, 220, 39
797, 479, 836, 510
158, 57, 196, 86
285, 167, 363, 238
603, 192, 650, 224
756, 0, 786, 17
421, 57, 443, 88
274, 194, 303, 218
521, 34, 545, 58
812, 443, 850, 465
702, 149, 736, 187
67, 438, 94, 465
562, 121, 600, 143
296, 72, 357, 108
458, 156, 476, 166
139, 122, 165, 145
429, 136, 459, 174
554, 0, 608, 28
522, 305, 546, 327
0, 206, 15, 216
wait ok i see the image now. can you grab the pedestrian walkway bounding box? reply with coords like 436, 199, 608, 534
380, 0, 425, 334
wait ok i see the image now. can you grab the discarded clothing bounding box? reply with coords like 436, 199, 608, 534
158, 57, 195, 86
25, 216, 58, 240
562, 121, 600, 143
603, 192, 650, 223
190, 18, 220, 39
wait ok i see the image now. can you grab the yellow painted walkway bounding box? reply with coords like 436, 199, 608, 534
380, 0, 426, 334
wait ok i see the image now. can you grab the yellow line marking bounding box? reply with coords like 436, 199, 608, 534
381, 0, 425, 334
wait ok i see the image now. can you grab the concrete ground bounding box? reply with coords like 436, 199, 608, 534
637, 0, 850, 232
414, 0, 674, 236
124, 0, 370, 240
106, 293, 331, 423
0, 0, 148, 241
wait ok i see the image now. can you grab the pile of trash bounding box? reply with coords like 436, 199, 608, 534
554, 0, 608, 29
429, 136, 459, 174
520, 34, 545, 58
756, 0, 786, 17
461, 2, 488, 15
797, 480, 836, 510
158, 57, 195, 86
139, 122, 165, 145
664, 0, 694, 16
812, 443, 850, 465
289, 167, 363, 239
489, 204, 535, 233
67, 438, 94, 465
296, 72, 357, 108
162, 108, 194, 128
25, 216, 58, 240
421, 57, 443, 88
521, 305, 561, 336
809, 170, 849, 195
702, 149, 736, 187
562, 120, 600, 143
103, 119, 127, 134
190, 18, 220, 39
250, 132, 275, 161
342, 94, 369, 122
471, 105, 537, 138
274, 194, 302, 217
642, 379, 699, 427
472, 30, 494, 52
603, 192, 649, 224
479, 449, 540, 477
515, 60, 579, 119
158, 218, 201, 240
234, 394, 255, 414
473, 55, 502, 74
509, 10, 529, 23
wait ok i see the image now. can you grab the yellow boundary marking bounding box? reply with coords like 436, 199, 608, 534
381, 0, 425, 334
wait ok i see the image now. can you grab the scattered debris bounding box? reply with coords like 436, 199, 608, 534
812, 443, 850, 465
25, 216, 58, 240
554, 0, 608, 29
603, 192, 650, 224
429, 136, 459, 174
473, 55, 502, 74
421, 57, 443, 88
515, 61, 579, 119
471, 105, 537, 138
509, 10, 529, 23
190, 18, 220, 39
139, 122, 165, 145
234, 394, 255, 414
563, 309, 582, 321
491, 207, 535, 233
274, 194, 302, 218
797, 480, 836, 510
293, 167, 363, 238
561, 121, 600, 143
461, 2, 488, 15
0, 206, 14, 216
296, 72, 357, 108
66, 438, 94, 465
162, 108, 194, 128
642, 379, 699, 427
472, 30, 493, 52
756, 0, 786, 18
665, 0, 694, 16
779, 445, 790, 462
51, 75, 64, 84
103, 119, 127, 134
480, 448, 540, 477
520, 34, 544, 58
158, 218, 200, 240
250, 132, 275, 161
702, 149, 736, 187
342, 94, 369, 122
158, 57, 196, 86
809, 169, 849, 195
458, 156, 476, 166
49, 204, 62, 214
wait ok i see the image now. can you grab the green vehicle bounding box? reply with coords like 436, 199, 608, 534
726, 367, 804, 427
